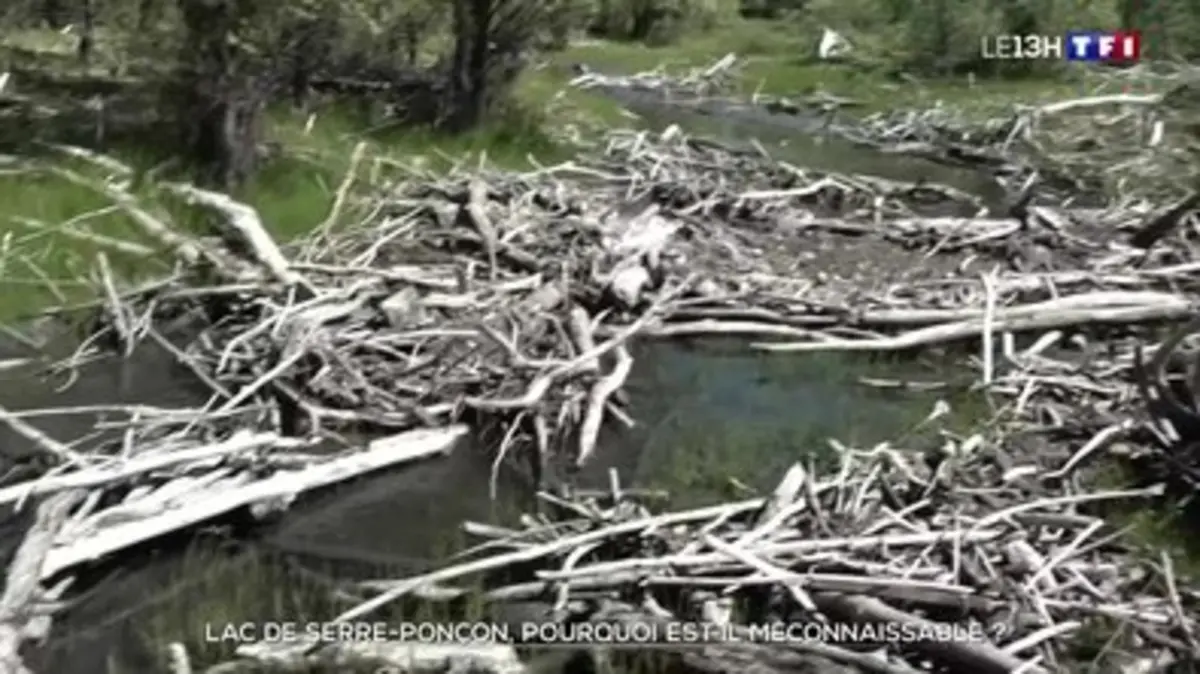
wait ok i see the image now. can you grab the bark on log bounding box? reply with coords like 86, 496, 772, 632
0, 492, 80, 674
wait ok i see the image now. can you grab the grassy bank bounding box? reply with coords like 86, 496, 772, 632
533, 19, 1162, 120
1, 17, 1120, 321
0, 103, 562, 319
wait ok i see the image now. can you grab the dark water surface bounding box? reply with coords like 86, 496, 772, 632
0, 330, 962, 673
595, 85, 1008, 211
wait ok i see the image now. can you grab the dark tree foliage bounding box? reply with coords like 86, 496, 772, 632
5, 0, 1196, 187
137, 0, 161, 30
40, 0, 67, 28
279, 5, 340, 111
2, 0, 553, 187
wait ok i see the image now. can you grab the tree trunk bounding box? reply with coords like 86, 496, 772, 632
285, 21, 316, 110
177, 0, 263, 190
444, 0, 481, 131
442, 0, 533, 131
137, 0, 159, 31
41, 0, 65, 29
79, 0, 95, 64
405, 22, 419, 65
464, 0, 492, 126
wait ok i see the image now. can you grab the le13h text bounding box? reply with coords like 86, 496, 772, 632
981, 31, 1141, 62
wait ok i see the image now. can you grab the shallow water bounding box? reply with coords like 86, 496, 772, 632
4, 331, 964, 672
0, 325, 531, 672
596, 85, 1008, 210
0, 91, 992, 672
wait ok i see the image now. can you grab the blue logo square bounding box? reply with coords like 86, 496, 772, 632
1065, 31, 1100, 60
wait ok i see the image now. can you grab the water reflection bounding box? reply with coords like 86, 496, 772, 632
606, 340, 961, 505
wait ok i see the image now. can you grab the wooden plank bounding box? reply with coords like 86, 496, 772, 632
40, 425, 468, 579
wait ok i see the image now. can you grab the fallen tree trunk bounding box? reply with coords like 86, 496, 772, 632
40, 426, 467, 579
0, 492, 79, 674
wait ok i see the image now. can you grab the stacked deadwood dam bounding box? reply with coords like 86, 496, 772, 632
1, 56, 1200, 674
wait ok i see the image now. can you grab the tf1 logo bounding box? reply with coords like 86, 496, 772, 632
1065, 31, 1141, 62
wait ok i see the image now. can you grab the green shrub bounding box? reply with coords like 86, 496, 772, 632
1120, 0, 1200, 60
541, 0, 594, 49
584, 0, 741, 44
739, 0, 807, 19
804, 0, 1124, 76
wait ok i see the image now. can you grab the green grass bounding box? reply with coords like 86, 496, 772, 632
1091, 461, 1200, 582
515, 66, 632, 128
0, 101, 567, 321
544, 19, 1174, 118
2, 17, 1139, 323
547, 21, 1078, 114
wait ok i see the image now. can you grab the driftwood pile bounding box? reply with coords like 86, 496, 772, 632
570, 52, 741, 100
2, 77, 1200, 671
576, 54, 1200, 207
222, 444, 1192, 673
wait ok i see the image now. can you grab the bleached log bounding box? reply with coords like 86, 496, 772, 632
39, 425, 467, 579
380, 287, 422, 327
752, 463, 807, 530
600, 206, 677, 307
0, 492, 79, 674
603, 206, 677, 259
0, 359, 31, 372
239, 496, 766, 660
575, 345, 633, 467
0, 431, 309, 506
608, 263, 651, 307
57, 471, 249, 542
817, 27, 852, 60
164, 183, 311, 289
756, 292, 1192, 352
51, 166, 222, 270
166, 643, 193, 674
1037, 94, 1161, 115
